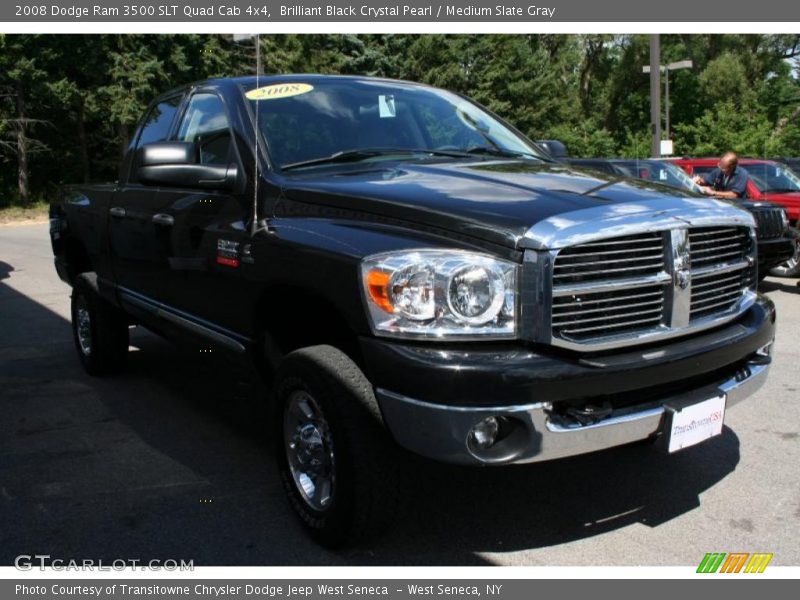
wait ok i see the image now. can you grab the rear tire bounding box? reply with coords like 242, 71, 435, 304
70, 273, 129, 376
273, 345, 397, 548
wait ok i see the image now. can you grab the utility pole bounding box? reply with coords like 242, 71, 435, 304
649, 35, 661, 158
644, 59, 693, 140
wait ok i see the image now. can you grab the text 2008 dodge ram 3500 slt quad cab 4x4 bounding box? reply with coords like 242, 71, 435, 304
50, 75, 775, 547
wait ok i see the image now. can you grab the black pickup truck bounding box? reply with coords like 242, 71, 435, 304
50, 75, 775, 547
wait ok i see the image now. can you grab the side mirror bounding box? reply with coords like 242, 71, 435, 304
136, 142, 239, 192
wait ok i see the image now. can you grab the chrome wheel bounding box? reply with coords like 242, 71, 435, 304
76, 296, 92, 356
786, 243, 799, 270
770, 238, 800, 277
284, 390, 335, 511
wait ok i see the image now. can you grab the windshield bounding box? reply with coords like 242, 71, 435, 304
613, 160, 700, 192
746, 162, 800, 194
242, 79, 545, 170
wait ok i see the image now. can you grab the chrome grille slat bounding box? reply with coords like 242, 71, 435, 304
553, 263, 664, 279
553, 289, 663, 308
553, 306, 664, 327
691, 242, 745, 254
552, 273, 672, 297
554, 246, 663, 258
691, 296, 743, 313
692, 260, 750, 277
691, 252, 745, 265
570, 236, 663, 248
692, 249, 747, 261
690, 235, 746, 245
555, 253, 664, 267
689, 228, 740, 237
559, 315, 664, 335
550, 225, 756, 347
692, 290, 742, 306
692, 273, 740, 289
691, 284, 742, 300
553, 297, 664, 317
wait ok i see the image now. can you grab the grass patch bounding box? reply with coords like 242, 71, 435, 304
0, 201, 49, 225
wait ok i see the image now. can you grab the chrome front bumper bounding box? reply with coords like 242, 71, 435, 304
376, 345, 772, 465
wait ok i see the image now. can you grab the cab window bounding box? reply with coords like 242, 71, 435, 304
175, 93, 233, 164
136, 96, 182, 148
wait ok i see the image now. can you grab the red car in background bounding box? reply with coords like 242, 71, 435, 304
674, 158, 800, 223
675, 158, 800, 277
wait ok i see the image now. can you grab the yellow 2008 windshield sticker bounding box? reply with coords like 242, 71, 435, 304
245, 83, 314, 100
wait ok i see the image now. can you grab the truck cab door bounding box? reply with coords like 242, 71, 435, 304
149, 91, 251, 336
109, 95, 183, 304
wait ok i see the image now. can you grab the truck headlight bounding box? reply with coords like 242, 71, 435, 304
361, 250, 517, 339
781, 209, 789, 230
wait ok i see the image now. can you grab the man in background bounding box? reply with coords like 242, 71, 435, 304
692, 151, 750, 199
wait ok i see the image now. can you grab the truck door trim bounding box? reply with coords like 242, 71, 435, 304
118, 285, 248, 353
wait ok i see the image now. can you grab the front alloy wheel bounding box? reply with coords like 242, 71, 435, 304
274, 345, 398, 547
284, 390, 336, 511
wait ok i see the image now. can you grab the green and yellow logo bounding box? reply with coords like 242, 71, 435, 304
697, 552, 773, 573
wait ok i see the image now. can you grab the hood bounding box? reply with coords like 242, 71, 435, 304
757, 192, 800, 220
277, 160, 703, 248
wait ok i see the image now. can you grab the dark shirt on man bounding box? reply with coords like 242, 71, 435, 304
701, 166, 749, 198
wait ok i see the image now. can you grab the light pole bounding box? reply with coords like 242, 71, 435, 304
647, 36, 661, 158
643, 58, 693, 154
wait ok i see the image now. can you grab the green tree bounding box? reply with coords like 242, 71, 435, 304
2, 34, 800, 204
0, 35, 52, 203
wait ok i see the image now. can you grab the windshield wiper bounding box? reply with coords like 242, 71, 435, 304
463, 146, 540, 159
281, 147, 477, 171
281, 146, 542, 171
282, 149, 396, 171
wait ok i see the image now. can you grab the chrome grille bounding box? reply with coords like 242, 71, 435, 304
552, 284, 665, 340
549, 225, 756, 350
689, 227, 749, 267
689, 227, 755, 321
553, 232, 664, 285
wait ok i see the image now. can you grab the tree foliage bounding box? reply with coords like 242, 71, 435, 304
1, 33, 800, 205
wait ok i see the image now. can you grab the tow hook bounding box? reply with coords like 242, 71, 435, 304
565, 402, 613, 426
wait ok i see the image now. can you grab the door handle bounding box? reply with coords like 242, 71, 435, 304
109, 207, 126, 218
152, 213, 174, 226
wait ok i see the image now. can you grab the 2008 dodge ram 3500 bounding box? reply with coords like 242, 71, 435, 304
50, 75, 775, 547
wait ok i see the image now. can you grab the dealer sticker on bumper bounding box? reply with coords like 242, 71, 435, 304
666, 395, 726, 453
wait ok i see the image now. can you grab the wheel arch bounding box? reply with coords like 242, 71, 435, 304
63, 237, 93, 283
252, 283, 368, 385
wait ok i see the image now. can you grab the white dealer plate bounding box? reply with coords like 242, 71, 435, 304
666, 395, 726, 453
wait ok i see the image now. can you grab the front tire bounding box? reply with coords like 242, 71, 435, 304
769, 235, 800, 277
273, 345, 396, 548
70, 273, 129, 376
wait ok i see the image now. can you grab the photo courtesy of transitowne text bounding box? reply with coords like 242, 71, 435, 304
0, 0, 799, 596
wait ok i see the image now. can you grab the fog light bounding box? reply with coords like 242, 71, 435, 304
469, 416, 500, 450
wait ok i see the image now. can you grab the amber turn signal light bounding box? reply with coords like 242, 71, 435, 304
366, 270, 393, 313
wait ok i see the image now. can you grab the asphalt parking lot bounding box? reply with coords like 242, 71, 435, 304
1, 222, 798, 566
